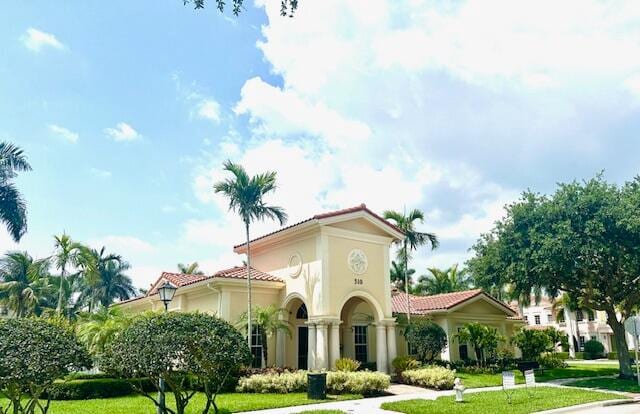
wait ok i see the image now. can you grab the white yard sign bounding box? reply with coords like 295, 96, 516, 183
525, 369, 536, 387
502, 371, 516, 403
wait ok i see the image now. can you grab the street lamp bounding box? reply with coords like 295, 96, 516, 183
157, 281, 177, 414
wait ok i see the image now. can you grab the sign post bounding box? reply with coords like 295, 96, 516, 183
624, 316, 640, 386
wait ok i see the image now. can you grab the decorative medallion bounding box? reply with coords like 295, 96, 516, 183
288, 252, 303, 278
347, 249, 368, 275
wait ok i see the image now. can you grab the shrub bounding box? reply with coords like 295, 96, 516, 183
236, 371, 307, 393
402, 366, 455, 390
575, 351, 585, 360
583, 339, 605, 359
335, 358, 361, 372
555, 352, 569, 360
537, 353, 567, 369
404, 319, 447, 363
327, 371, 390, 396
608, 352, 618, 360
511, 328, 552, 360
455, 323, 505, 366
392, 356, 420, 377
47, 378, 135, 400
0, 318, 90, 414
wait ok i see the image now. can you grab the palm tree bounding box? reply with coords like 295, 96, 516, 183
214, 161, 287, 347
53, 233, 82, 315
78, 247, 136, 310
415, 264, 471, 295
237, 304, 291, 367
0, 251, 52, 317
552, 292, 580, 357
383, 208, 438, 322
0, 142, 32, 242
456, 322, 504, 366
177, 262, 204, 275
390, 260, 415, 292
77, 306, 135, 356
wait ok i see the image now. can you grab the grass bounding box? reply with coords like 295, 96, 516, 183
381, 387, 627, 414
566, 377, 640, 393
294, 411, 345, 414
0, 393, 360, 414
457, 362, 620, 389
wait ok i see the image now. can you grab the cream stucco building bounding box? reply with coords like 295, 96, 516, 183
118, 204, 523, 373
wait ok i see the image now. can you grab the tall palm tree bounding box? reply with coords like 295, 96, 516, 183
177, 262, 204, 275
415, 264, 470, 295
78, 247, 136, 310
552, 292, 580, 357
390, 260, 415, 292
0, 251, 51, 317
53, 233, 82, 315
214, 161, 287, 347
0, 142, 32, 242
383, 208, 438, 322
236, 304, 291, 368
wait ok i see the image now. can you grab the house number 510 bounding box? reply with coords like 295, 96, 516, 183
354, 278, 363, 285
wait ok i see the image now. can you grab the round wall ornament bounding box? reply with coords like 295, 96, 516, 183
288, 252, 303, 278
347, 249, 368, 275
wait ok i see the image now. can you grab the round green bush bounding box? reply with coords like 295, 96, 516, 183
583, 339, 605, 359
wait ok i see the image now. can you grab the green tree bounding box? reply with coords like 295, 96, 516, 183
76, 306, 135, 357
183, 0, 299, 17
77, 247, 136, 310
415, 264, 471, 295
0, 251, 51, 317
0, 142, 32, 242
455, 322, 504, 366
383, 209, 438, 322
467, 175, 640, 378
236, 304, 290, 367
390, 260, 415, 292
103, 312, 251, 414
404, 319, 447, 363
511, 328, 552, 361
0, 318, 89, 414
53, 233, 82, 315
214, 161, 287, 346
177, 262, 204, 275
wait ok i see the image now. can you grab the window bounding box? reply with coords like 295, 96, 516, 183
576, 310, 584, 321
557, 312, 565, 323
579, 336, 586, 351
534, 315, 541, 325
250, 326, 264, 368
547, 313, 554, 323
590, 335, 597, 342
354, 325, 368, 363
296, 304, 308, 319
524, 315, 529, 324
587, 310, 595, 321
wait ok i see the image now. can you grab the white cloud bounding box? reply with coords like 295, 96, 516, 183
88, 235, 155, 254
104, 122, 140, 141
90, 168, 112, 179
48, 124, 78, 143
21, 28, 66, 52
197, 99, 221, 123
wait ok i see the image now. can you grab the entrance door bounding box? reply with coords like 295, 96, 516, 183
297, 326, 308, 369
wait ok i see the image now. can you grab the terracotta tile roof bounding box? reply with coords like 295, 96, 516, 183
212, 266, 283, 282
234, 204, 404, 249
391, 289, 517, 316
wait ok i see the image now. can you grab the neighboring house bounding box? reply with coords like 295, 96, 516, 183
117, 204, 524, 373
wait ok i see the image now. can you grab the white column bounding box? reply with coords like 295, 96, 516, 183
439, 318, 452, 361
308, 323, 317, 370
316, 322, 329, 370
386, 323, 397, 370
276, 328, 286, 367
330, 322, 341, 369
376, 324, 388, 373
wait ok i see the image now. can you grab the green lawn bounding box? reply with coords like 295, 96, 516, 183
381, 387, 627, 414
294, 411, 345, 414
1, 393, 360, 414
566, 377, 640, 393
457, 362, 619, 389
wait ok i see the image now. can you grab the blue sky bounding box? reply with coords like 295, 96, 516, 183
3, 1, 640, 289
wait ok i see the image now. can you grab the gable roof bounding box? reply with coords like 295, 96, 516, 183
391, 289, 517, 317
233, 204, 404, 252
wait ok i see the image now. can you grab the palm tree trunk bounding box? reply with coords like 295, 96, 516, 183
57, 263, 66, 315
245, 222, 252, 351
563, 307, 576, 358
403, 239, 411, 324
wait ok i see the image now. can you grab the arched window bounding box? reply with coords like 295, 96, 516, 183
296, 304, 308, 319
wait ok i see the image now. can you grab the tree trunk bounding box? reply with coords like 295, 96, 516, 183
57, 263, 66, 315
403, 239, 410, 324
245, 222, 252, 351
262, 331, 268, 368
606, 311, 633, 379
563, 307, 576, 358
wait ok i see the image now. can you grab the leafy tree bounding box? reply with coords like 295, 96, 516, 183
384, 209, 438, 321
0, 142, 31, 242
183, 0, 299, 17
103, 312, 251, 414
77, 306, 136, 357
455, 322, 504, 366
214, 161, 287, 346
404, 319, 447, 363
511, 327, 552, 361
52, 233, 82, 315
0, 251, 52, 317
77, 247, 136, 310
467, 175, 640, 378
236, 304, 290, 367
415, 264, 471, 295
0, 318, 89, 414
390, 260, 415, 292
177, 262, 204, 275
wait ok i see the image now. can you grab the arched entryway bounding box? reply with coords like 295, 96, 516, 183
281, 295, 310, 369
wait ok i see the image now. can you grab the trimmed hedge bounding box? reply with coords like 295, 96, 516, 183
608, 352, 618, 360
401, 366, 455, 390
46, 378, 155, 400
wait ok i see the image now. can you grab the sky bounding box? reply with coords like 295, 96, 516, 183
2, 0, 640, 290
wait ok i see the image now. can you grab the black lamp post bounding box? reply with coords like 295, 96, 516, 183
156, 281, 177, 414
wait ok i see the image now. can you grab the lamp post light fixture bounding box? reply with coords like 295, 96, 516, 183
157, 281, 177, 414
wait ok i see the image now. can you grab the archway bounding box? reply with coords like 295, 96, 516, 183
282, 295, 309, 369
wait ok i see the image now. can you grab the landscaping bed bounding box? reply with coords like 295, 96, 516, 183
381, 387, 627, 414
